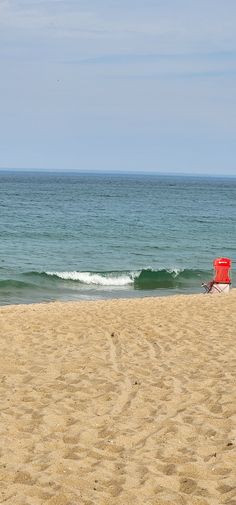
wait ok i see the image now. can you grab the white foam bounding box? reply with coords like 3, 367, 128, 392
167, 267, 183, 278
46, 271, 137, 286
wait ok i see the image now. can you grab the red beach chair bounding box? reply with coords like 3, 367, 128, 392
202, 258, 231, 294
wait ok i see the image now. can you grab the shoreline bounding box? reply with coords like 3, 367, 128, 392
0, 287, 224, 311
1, 290, 236, 504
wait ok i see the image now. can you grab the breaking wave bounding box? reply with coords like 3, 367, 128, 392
44, 268, 209, 289
0, 267, 212, 304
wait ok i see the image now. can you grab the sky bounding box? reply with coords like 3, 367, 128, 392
0, 0, 236, 175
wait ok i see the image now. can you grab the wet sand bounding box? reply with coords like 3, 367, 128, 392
1, 291, 236, 504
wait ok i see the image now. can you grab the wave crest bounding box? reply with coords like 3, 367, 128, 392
46, 270, 136, 286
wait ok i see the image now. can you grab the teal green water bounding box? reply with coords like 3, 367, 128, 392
0, 172, 235, 305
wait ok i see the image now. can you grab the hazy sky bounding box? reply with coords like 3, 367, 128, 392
1, 0, 236, 174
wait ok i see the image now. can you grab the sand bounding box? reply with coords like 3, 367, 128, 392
0, 291, 236, 505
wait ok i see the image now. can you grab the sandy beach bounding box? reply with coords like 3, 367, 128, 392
1, 292, 236, 505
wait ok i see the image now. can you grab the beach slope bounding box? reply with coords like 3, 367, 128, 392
1, 292, 236, 504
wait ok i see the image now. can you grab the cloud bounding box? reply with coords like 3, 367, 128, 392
0, 0, 98, 34
1, 0, 236, 53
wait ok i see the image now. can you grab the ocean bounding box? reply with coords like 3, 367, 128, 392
0, 171, 235, 305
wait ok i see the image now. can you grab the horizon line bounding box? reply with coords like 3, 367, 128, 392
0, 168, 236, 179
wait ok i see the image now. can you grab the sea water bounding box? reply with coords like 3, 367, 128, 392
0, 171, 235, 305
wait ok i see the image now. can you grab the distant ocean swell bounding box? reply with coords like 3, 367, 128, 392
0, 268, 211, 293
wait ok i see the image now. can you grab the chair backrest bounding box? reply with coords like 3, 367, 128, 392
213, 257, 231, 283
